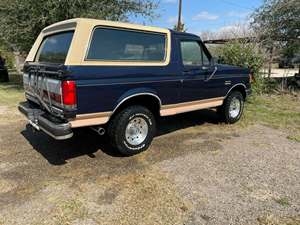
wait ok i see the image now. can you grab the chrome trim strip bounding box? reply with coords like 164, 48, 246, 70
112, 93, 162, 114
225, 83, 247, 97
78, 75, 247, 87
78, 79, 181, 87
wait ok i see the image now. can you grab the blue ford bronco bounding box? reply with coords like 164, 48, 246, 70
19, 18, 251, 155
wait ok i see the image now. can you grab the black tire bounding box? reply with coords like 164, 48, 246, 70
218, 91, 244, 124
107, 105, 156, 156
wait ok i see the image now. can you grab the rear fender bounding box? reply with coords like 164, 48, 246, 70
113, 88, 161, 114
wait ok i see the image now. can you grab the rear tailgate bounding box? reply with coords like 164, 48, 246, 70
23, 63, 74, 118
23, 30, 76, 119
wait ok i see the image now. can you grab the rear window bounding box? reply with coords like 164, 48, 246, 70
36, 31, 74, 64
86, 28, 166, 62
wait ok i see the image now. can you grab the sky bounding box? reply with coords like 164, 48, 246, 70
131, 0, 263, 35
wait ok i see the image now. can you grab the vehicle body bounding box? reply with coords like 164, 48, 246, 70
19, 18, 251, 155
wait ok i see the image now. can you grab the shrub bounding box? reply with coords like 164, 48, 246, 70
2, 51, 15, 69
0, 42, 15, 69
215, 41, 265, 94
216, 41, 264, 76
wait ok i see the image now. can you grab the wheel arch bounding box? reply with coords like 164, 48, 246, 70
110, 90, 162, 120
225, 83, 247, 99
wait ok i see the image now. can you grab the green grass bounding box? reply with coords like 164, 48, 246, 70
287, 134, 300, 143
258, 215, 300, 225
273, 197, 290, 207
0, 81, 24, 107
240, 94, 300, 134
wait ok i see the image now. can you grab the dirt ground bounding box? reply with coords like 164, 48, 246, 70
0, 89, 300, 225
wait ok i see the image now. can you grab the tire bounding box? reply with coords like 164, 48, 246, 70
107, 105, 156, 156
218, 91, 244, 124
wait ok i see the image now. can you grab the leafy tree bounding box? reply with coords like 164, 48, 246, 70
252, 0, 299, 43
0, 0, 158, 53
251, 0, 300, 74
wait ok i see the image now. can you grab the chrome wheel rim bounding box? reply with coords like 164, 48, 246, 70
125, 117, 149, 146
229, 97, 241, 118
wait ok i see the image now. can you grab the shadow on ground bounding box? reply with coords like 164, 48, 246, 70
21, 109, 220, 165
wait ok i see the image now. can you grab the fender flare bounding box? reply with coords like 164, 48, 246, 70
225, 83, 247, 98
112, 89, 162, 115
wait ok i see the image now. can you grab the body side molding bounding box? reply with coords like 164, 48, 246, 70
160, 97, 224, 116
70, 93, 162, 128
69, 96, 225, 127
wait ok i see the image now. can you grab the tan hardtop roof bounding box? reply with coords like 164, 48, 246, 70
43, 18, 169, 34
26, 18, 172, 66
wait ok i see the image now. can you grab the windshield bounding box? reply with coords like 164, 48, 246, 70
35, 31, 74, 64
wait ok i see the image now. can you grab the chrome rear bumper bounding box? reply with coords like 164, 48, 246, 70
18, 101, 73, 140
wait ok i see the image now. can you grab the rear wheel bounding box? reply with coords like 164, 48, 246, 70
218, 91, 244, 124
107, 105, 156, 156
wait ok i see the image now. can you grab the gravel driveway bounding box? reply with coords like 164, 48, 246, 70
0, 105, 299, 225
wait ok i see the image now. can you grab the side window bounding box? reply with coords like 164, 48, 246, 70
180, 40, 210, 66
86, 27, 166, 62
180, 41, 202, 66
36, 31, 74, 64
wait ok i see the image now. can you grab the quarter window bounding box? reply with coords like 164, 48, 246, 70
86, 28, 166, 62
36, 31, 74, 64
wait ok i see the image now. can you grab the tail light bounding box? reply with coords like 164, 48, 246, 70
62, 80, 77, 107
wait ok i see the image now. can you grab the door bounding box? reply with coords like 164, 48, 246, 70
179, 39, 218, 102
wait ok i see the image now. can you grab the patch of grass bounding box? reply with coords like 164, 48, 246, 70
0, 81, 24, 107
258, 215, 300, 225
54, 199, 88, 225
287, 134, 300, 143
273, 197, 290, 206
241, 94, 300, 133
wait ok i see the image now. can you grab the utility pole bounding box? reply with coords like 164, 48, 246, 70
177, 0, 182, 31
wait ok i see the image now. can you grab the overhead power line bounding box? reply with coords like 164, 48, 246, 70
216, 0, 255, 11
